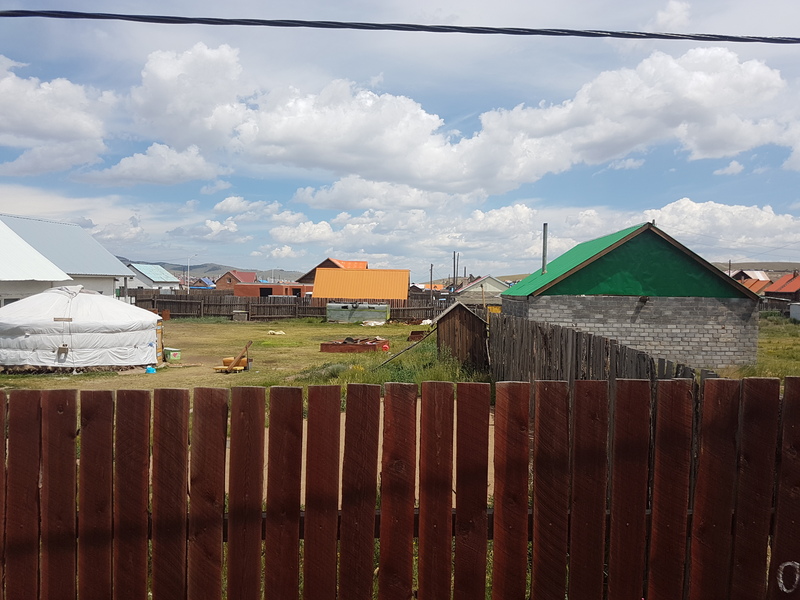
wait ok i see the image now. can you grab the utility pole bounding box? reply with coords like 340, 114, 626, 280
429, 264, 434, 303
542, 223, 548, 274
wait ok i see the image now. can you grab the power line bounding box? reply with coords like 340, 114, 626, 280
2, 10, 800, 45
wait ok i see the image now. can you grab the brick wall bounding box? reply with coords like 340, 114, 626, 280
501, 295, 758, 368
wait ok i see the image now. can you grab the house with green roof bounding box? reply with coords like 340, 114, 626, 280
127, 263, 181, 292
502, 222, 758, 368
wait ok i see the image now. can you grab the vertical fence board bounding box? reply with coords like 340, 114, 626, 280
40, 389, 78, 600
113, 389, 151, 600
78, 391, 114, 600
339, 384, 382, 600
188, 388, 229, 600
0, 391, 6, 600
453, 383, 491, 600
227, 387, 266, 600
768, 376, 800, 599
378, 383, 418, 600
265, 387, 304, 599
532, 381, 571, 600
688, 378, 741, 600
491, 381, 530, 600
418, 381, 455, 600
647, 379, 694, 600
303, 385, 342, 600
607, 379, 651, 600
568, 380, 609, 600
730, 378, 781, 600
6, 390, 41, 600
152, 388, 190, 600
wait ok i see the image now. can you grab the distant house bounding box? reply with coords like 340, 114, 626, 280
312, 268, 410, 303
234, 283, 314, 298
190, 277, 216, 289
214, 270, 258, 292
127, 263, 181, 291
502, 222, 759, 368
727, 269, 770, 282
297, 258, 369, 284
454, 275, 509, 306
764, 271, 800, 302
0, 213, 133, 305
433, 301, 489, 370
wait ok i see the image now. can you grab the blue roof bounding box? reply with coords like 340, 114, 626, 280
129, 263, 180, 283
0, 213, 132, 277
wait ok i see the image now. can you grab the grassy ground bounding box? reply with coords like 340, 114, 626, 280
0, 317, 487, 392
721, 312, 800, 380
3, 313, 799, 392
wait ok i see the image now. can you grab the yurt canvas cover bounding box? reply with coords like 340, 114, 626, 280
0, 286, 159, 367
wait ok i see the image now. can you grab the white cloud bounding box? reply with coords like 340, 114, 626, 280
652, 1, 691, 30
201, 180, 232, 194
0, 58, 112, 174
714, 160, 744, 175
610, 158, 646, 170
92, 216, 148, 243
270, 245, 305, 259
79, 144, 226, 185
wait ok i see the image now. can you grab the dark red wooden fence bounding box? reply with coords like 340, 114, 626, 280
0, 377, 798, 599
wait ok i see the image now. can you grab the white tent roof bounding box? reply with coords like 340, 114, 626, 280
0, 221, 72, 282
0, 286, 159, 367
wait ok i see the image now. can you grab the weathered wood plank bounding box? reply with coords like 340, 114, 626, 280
265, 387, 304, 599
453, 382, 491, 600
339, 384, 381, 600
41, 389, 78, 600
303, 385, 342, 600
491, 381, 530, 600
378, 383, 418, 600
227, 387, 266, 600
568, 380, 609, 600
418, 381, 455, 600
188, 388, 229, 600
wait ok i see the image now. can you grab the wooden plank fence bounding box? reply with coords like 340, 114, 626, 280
490, 313, 709, 383
1, 377, 799, 599
130, 293, 441, 321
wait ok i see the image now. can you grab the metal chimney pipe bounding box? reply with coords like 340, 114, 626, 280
542, 223, 548, 274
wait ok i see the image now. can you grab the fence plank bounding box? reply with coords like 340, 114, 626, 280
6, 390, 41, 600
418, 381, 455, 600
0, 391, 5, 600
227, 387, 266, 600
265, 387, 304, 599
339, 384, 382, 600
688, 378, 741, 600
647, 379, 694, 600
78, 391, 114, 600
607, 379, 651, 600
41, 390, 78, 600
768, 376, 800, 599
568, 380, 609, 600
303, 386, 342, 600
152, 388, 190, 600
453, 382, 491, 600
378, 383, 418, 600
729, 378, 781, 600
491, 381, 530, 600
188, 388, 229, 600
113, 389, 151, 600
532, 380, 570, 600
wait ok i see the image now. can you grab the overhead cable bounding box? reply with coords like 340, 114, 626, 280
2, 10, 800, 45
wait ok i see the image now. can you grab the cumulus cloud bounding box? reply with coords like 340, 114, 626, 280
201, 180, 232, 194
651, 1, 691, 30
0, 57, 112, 174
92, 216, 148, 243
714, 160, 744, 175
78, 144, 226, 185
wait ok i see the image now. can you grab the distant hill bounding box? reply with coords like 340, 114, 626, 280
117, 257, 304, 282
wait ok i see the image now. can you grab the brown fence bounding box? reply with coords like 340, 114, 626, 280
489, 313, 713, 383
129, 292, 441, 321
3, 377, 799, 599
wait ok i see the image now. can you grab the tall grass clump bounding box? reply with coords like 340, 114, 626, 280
725, 312, 800, 380
290, 337, 489, 392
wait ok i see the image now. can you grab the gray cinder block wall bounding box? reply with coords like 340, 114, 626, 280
502, 295, 758, 368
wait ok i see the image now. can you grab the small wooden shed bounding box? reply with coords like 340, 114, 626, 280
433, 301, 488, 371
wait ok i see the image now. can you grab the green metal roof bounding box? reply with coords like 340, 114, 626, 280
502, 223, 757, 299
503, 224, 643, 296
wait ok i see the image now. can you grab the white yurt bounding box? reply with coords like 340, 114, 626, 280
0, 286, 160, 368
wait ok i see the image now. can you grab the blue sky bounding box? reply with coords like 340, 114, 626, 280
2, 1, 800, 282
